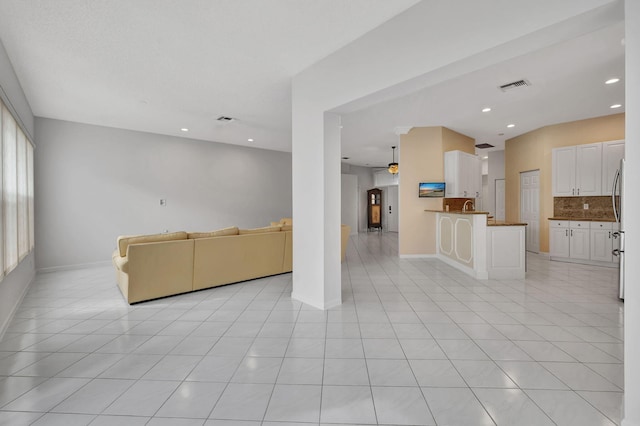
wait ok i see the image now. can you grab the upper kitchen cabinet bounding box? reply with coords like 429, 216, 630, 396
552, 146, 576, 197
444, 150, 481, 198
575, 143, 602, 196
601, 140, 625, 196
552, 141, 623, 197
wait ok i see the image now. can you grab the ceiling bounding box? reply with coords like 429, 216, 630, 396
341, 20, 625, 167
0, 1, 625, 168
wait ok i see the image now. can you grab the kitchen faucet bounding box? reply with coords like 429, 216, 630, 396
463, 200, 474, 212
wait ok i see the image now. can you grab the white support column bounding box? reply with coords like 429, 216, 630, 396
290, 104, 342, 310
623, 1, 640, 425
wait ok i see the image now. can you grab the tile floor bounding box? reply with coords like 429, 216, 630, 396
0, 233, 624, 425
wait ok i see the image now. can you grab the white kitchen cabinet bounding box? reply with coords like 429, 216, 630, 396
569, 221, 590, 260
575, 143, 602, 196
552, 141, 624, 197
444, 150, 481, 198
552, 144, 602, 196
590, 222, 614, 262
549, 220, 590, 260
549, 220, 570, 257
601, 140, 625, 196
549, 220, 619, 265
552, 147, 576, 197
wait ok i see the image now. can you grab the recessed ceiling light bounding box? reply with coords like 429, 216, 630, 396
605, 78, 620, 85
483, 156, 488, 159
610, 104, 622, 109
482, 107, 491, 112
180, 128, 189, 132
247, 138, 254, 142
507, 124, 515, 128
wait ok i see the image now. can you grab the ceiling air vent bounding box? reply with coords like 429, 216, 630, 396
475, 143, 494, 149
216, 116, 235, 122
499, 79, 531, 92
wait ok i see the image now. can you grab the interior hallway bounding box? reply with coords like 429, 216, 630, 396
0, 232, 623, 425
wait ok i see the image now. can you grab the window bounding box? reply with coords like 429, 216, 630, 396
1, 100, 35, 278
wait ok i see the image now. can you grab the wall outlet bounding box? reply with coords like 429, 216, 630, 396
160, 199, 166, 206
584, 203, 589, 210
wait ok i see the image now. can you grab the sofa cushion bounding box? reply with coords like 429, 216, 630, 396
239, 225, 282, 235
187, 226, 239, 239
117, 231, 188, 257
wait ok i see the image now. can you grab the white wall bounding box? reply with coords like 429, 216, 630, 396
382, 185, 399, 232
0, 40, 36, 337
341, 163, 374, 232
0, 42, 34, 140
624, 2, 639, 424
341, 174, 358, 235
487, 150, 505, 216
34, 118, 292, 270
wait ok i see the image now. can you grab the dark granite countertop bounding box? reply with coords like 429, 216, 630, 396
548, 217, 617, 222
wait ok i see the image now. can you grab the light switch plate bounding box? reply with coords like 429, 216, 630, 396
583, 203, 589, 210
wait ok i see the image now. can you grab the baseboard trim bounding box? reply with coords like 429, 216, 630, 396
38, 260, 112, 274
549, 256, 618, 269
0, 271, 35, 341
399, 254, 438, 259
291, 292, 342, 310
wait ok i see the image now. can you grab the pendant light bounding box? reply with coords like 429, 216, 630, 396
388, 146, 399, 174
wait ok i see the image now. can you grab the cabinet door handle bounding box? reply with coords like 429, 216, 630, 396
577, 188, 580, 195
570, 230, 573, 237
572, 188, 575, 195
609, 231, 611, 239
566, 230, 568, 237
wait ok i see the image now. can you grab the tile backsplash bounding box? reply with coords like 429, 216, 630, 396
443, 198, 475, 212
554, 196, 616, 219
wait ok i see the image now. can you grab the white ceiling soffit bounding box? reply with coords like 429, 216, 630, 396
339, 12, 624, 167
0, 0, 420, 151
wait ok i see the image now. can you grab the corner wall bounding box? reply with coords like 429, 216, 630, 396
34, 118, 292, 270
399, 127, 474, 256
505, 113, 624, 252
0, 40, 36, 337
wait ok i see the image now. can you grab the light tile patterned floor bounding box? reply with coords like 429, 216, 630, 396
0, 232, 624, 425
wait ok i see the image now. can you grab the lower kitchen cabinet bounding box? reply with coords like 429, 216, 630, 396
569, 222, 590, 260
549, 221, 570, 257
549, 220, 619, 266
590, 222, 619, 263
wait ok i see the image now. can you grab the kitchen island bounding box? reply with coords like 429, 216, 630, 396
425, 210, 527, 279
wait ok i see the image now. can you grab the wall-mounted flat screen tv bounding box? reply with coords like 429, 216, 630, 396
419, 182, 445, 198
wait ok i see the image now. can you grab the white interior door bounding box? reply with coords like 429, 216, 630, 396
386, 185, 399, 232
520, 170, 540, 253
495, 179, 505, 221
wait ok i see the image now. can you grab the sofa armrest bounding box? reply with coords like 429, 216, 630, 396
123, 239, 195, 303
112, 250, 128, 273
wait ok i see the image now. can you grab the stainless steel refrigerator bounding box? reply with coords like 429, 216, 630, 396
612, 159, 625, 300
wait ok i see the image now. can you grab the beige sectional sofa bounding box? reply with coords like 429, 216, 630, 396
112, 219, 351, 304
